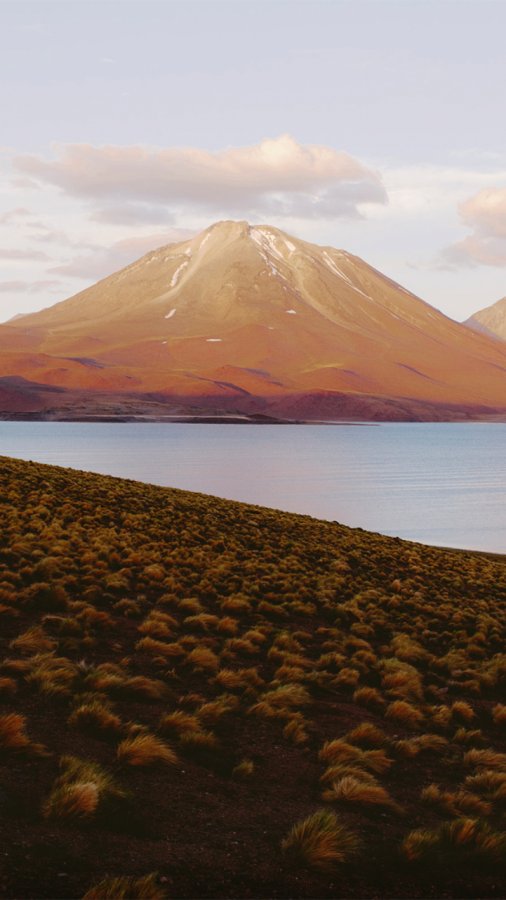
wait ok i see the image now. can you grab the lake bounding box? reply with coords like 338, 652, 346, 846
1, 421, 505, 553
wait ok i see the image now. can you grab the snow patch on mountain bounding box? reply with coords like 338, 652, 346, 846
170, 261, 188, 287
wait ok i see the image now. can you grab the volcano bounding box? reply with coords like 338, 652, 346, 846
1, 220, 506, 420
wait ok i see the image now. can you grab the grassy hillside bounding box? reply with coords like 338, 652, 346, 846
0, 455, 505, 899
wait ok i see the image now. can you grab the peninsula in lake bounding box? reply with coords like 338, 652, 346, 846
1, 221, 506, 423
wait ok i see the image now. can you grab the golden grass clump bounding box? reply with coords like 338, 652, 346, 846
26, 654, 78, 697
453, 727, 484, 746
393, 733, 449, 759
451, 701, 476, 723
121, 676, 169, 701
464, 769, 506, 804
10, 626, 56, 655
420, 783, 491, 817
232, 758, 255, 778
186, 646, 220, 671
491, 703, 506, 725
464, 748, 506, 771
319, 738, 392, 774
0, 713, 34, 752
44, 755, 126, 819
117, 733, 178, 766
0, 676, 17, 697
385, 700, 424, 729
215, 667, 265, 692
283, 715, 309, 745
158, 710, 201, 736
198, 693, 239, 721
402, 817, 506, 864
352, 686, 385, 710
68, 700, 123, 737
344, 722, 388, 747
135, 636, 183, 659
179, 728, 219, 754
323, 773, 402, 813
281, 809, 360, 871
83, 872, 165, 899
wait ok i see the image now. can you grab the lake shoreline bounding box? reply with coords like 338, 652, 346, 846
2, 420, 505, 554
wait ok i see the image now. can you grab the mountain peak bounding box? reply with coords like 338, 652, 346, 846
2, 221, 506, 419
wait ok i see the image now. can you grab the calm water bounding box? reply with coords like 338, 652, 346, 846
1, 421, 505, 553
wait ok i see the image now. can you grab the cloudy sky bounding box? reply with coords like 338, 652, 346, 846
1, 0, 506, 323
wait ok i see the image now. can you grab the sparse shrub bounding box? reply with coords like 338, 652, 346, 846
69, 700, 123, 737
465, 769, 506, 799
121, 676, 169, 701
26, 654, 78, 697
283, 716, 309, 744
220, 595, 251, 613
0, 677, 17, 697
324, 774, 402, 813
393, 733, 449, 758
114, 598, 143, 617
179, 729, 219, 754
44, 755, 126, 819
453, 727, 484, 746
10, 626, 56, 655
420, 783, 491, 817
451, 701, 476, 723
186, 646, 220, 671
198, 694, 239, 724
117, 733, 177, 766
464, 748, 506, 771
345, 723, 388, 747
159, 710, 201, 736
83, 872, 165, 899
491, 703, 506, 725
281, 809, 360, 870
352, 686, 385, 709
232, 758, 254, 778
0, 713, 32, 752
333, 667, 360, 689
385, 700, 424, 729
402, 817, 506, 864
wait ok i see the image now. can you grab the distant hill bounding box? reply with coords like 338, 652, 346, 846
2, 220, 506, 420
465, 296, 506, 342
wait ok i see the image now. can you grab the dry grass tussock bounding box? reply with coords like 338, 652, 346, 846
44, 755, 126, 819
117, 733, 178, 766
83, 872, 165, 899
281, 809, 360, 870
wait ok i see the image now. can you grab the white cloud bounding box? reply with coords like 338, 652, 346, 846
14, 135, 387, 220
0, 279, 61, 293
441, 187, 506, 268
0, 248, 51, 261
49, 229, 195, 280
90, 203, 175, 227
460, 188, 506, 238
0, 207, 31, 225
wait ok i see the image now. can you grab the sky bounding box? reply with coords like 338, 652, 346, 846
1, 0, 506, 323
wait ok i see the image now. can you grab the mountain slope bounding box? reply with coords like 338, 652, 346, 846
2, 220, 506, 419
466, 296, 506, 342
